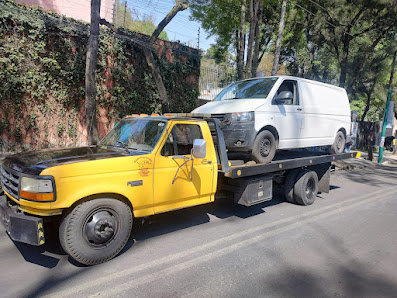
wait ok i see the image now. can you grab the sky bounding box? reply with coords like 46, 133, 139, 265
127, 0, 216, 51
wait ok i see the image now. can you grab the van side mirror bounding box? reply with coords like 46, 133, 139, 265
274, 91, 293, 103
192, 139, 206, 158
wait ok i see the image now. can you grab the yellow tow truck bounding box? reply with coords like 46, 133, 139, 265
0, 114, 357, 265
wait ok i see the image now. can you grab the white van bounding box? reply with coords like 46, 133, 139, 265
192, 76, 351, 163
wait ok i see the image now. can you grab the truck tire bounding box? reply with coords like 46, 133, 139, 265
59, 198, 133, 265
283, 169, 300, 204
293, 170, 318, 206
331, 131, 345, 154
251, 130, 276, 163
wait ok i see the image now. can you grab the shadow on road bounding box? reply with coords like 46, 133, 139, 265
339, 164, 397, 187
133, 194, 285, 242
262, 223, 397, 297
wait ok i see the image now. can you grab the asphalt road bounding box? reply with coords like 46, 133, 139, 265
1, 162, 397, 297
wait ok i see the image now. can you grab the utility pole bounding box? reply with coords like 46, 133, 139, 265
197, 27, 200, 49
378, 51, 396, 163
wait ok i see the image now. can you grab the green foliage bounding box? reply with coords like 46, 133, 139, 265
283, 0, 397, 121
0, 0, 199, 149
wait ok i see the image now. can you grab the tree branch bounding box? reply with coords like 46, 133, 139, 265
150, 0, 188, 43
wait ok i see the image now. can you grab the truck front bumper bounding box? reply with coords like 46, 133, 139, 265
0, 195, 45, 246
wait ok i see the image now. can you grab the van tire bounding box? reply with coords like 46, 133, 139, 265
331, 131, 345, 154
251, 130, 277, 163
293, 170, 318, 206
284, 169, 300, 203
59, 198, 133, 265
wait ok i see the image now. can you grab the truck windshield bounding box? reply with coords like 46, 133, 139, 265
213, 78, 278, 101
99, 118, 167, 152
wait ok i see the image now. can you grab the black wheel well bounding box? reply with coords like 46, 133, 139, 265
63, 193, 134, 218
338, 128, 346, 138
258, 126, 279, 147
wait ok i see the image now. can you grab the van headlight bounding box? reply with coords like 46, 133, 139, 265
230, 112, 254, 122
20, 177, 55, 202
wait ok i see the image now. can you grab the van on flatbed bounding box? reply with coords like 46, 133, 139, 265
193, 76, 352, 163
0, 114, 357, 265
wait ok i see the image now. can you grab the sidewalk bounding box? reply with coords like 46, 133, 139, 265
333, 150, 397, 171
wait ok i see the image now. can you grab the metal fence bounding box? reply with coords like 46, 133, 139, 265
199, 66, 236, 102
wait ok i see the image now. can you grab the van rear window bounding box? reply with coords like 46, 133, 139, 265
213, 78, 278, 101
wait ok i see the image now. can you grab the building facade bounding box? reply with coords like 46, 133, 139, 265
15, 0, 114, 23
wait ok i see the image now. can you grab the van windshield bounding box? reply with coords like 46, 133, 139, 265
213, 78, 278, 101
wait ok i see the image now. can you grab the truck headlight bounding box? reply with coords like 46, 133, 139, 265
231, 112, 254, 122
20, 177, 54, 202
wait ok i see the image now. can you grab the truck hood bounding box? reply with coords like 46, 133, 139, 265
2, 146, 144, 175
192, 98, 266, 114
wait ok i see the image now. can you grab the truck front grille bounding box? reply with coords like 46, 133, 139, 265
1, 166, 20, 199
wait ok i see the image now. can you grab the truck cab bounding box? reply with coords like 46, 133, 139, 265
1, 116, 218, 264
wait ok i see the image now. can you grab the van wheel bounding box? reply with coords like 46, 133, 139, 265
251, 130, 276, 163
293, 170, 318, 206
59, 198, 133, 265
331, 131, 345, 154
284, 169, 300, 204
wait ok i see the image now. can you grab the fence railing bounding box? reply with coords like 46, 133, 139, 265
199, 66, 236, 101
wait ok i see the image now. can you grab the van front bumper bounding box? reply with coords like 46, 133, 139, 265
221, 121, 256, 152
0, 195, 45, 246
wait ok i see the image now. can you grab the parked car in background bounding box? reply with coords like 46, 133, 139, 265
192, 76, 351, 163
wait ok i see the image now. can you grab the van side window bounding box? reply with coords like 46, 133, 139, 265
161, 124, 203, 156
274, 80, 299, 105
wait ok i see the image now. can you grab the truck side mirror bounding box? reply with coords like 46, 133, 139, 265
274, 91, 293, 103
192, 139, 206, 159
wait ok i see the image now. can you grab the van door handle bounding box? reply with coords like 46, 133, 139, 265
202, 160, 212, 164
297, 108, 302, 111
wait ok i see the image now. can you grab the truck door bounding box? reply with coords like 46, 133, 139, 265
153, 122, 215, 214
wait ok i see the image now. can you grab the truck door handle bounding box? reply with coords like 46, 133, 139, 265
202, 160, 212, 164
297, 108, 302, 111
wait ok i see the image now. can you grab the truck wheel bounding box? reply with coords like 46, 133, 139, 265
59, 198, 133, 265
284, 169, 300, 204
331, 131, 345, 154
293, 170, 318, 206
251, 130, 276, 163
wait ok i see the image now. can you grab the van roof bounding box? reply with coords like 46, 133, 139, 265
242, 76, 346, 92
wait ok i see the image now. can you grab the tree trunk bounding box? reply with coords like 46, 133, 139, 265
150, 1, 188, 43
143, 0, 188, 112
271, 0, 287, 76
245, 0, 259, 78
361, 92, 371, 122
85, 0, 101, 145
251, 0, 263, 78
237, 0, 247, 80
339, 36, 350, 88
143, 48, 170, 113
